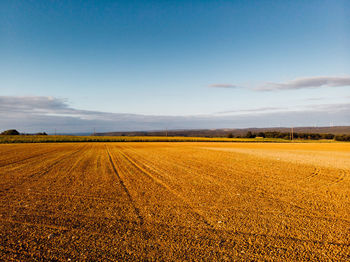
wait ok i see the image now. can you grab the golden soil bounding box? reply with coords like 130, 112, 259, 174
0, 142, 349, 261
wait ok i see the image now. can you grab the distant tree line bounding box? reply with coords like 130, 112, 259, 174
0, 129, 47, 136
334, 134, 350, 141
1, 129, 349, 141
227, 131, 349, 141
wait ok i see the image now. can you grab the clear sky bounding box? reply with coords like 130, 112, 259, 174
1, 0, 349, 132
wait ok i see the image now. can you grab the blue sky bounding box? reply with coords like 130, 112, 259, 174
0, 0, 349, 132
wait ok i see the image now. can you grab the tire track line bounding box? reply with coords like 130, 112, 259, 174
328, 169, 348, 186
122, 144, 249, 189
316, 169, 349, 189
121, 146, 350, 229
303, 168, 321, 180
117, 148, 214, 229
105, 145, 144, 225
121, 145, 235, 190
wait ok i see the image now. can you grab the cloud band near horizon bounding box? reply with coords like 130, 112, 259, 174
0, 96, 349, 133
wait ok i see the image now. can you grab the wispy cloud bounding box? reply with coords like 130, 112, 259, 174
215, 107, 286, 115
209, 84, 239, 88
256, 76, 350, 91
0, 96, 349, 133
304, 97, 325, 101
209, 76, 350, 91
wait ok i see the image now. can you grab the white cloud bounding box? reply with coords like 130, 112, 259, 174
256, 76, 350, 91
209, 76, 350, 92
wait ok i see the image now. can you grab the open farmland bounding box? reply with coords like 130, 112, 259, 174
0, 142, 349, 261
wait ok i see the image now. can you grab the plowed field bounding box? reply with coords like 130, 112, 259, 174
1, 142, 349, 261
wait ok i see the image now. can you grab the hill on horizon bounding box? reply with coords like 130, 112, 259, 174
95, 126, 350, 137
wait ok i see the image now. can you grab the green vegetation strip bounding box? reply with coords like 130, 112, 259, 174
0, 135, 338, 144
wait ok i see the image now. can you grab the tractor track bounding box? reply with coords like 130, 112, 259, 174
105, 146, 144, 225
327, 169, 348, 187
304, 168, 321, 180
117, 148, 215, 229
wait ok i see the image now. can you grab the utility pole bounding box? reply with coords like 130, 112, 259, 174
93, 128, 96, 136
165, 128, 168, 137
291, 127, 294, 141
